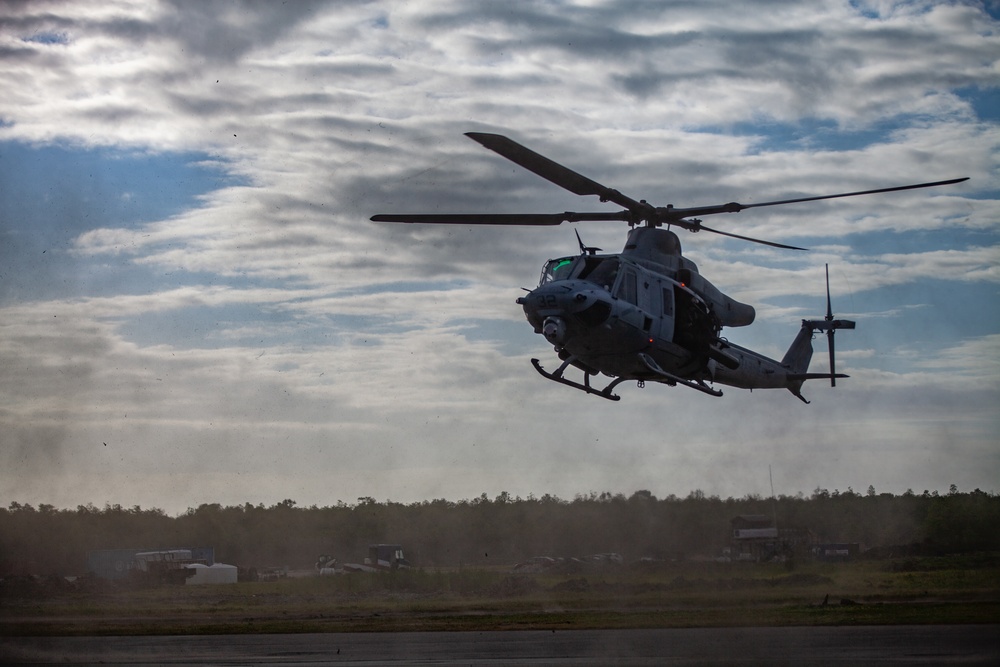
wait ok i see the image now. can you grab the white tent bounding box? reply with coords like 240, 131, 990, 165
183, 562, 238, 585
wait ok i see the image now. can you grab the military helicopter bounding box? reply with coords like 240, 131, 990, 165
372, 132, 967, 402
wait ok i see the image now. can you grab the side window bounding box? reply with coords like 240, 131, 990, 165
661, 287, 674, 317
617, 270, 638, 305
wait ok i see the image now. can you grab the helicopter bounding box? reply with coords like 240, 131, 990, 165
372, 132, 967, 402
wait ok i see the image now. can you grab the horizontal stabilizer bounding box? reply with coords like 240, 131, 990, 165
804, 319, 856, 331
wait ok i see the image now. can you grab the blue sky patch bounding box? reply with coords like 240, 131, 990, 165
0, 142, 244, 303
22, 32, 69, 45
699, 118, 908, 154
957, 86, 1000, 123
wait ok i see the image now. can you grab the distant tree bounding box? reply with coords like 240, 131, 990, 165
1, 488, 998, 575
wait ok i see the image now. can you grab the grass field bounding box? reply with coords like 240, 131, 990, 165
2, 555, 998, 635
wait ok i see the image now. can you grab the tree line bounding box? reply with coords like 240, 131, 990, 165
1, 487, 997, 576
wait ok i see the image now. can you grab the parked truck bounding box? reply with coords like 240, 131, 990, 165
317, 544, 411, 574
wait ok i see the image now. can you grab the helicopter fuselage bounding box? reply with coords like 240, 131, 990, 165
516, 228, 834, 400
519, 261, 711, 380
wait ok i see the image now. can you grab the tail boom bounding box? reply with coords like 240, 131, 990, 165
710, 265, 856, 402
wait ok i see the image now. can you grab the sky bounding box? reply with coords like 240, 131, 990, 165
0, 0, 997, 516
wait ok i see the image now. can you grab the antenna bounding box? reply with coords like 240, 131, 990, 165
575, 229, 601, 255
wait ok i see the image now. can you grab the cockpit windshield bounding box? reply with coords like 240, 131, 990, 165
539, 257, 577, 285
578, 257, 620, 291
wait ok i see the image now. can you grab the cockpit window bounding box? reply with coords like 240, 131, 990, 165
539, 257, 577, 285
578, 257, 619, 290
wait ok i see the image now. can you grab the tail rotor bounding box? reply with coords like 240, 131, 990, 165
810, 264, 855, 386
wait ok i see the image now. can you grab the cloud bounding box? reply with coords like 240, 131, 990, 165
0, 0, 997, 512
915, 333, 1000, 375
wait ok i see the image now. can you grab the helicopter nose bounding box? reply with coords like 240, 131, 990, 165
518, 282, 613, 334
518, 284, 568, 317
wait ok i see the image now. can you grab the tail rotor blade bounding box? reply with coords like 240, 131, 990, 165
825, 264, 833, 321
817, 265, 856, 387
828, 329, 837, 387
826, 264, 835, 386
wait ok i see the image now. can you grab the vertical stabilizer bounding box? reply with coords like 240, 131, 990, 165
781, 325, 816, 374
781, 324, 816, 402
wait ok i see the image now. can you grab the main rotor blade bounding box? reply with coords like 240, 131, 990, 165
371, 211, 629, 226
696, 223, 809, 250
734, 177, 969, 212
465, 133, 645, 211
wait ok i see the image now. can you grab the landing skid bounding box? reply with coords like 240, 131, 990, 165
531, 358, 626, 401
639, 353, 723, 397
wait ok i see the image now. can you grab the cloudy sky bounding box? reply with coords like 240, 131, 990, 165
1, 0, 997, 515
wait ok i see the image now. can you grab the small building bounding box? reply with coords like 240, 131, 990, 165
184, 562, 238, 584
730, 515, 778, 561
729, 516, 813, 562
732, 515, 778, 539
86, 548, 214, 581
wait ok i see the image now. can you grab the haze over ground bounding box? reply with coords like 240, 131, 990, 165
1, 1, 997, 515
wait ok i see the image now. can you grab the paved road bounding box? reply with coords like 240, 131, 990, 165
3, 625, 998, 665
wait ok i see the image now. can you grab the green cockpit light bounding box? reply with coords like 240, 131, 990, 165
540, 257, 577, 285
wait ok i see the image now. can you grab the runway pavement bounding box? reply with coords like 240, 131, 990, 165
3, 625, 998, 665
